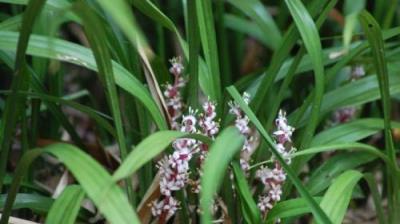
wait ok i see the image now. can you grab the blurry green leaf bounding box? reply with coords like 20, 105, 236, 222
200, 127, 244, 224
285, 0, 324, 149
0, 193, 53, 214
319, 170, 363, 224
196, 0, 221, 102
232, 162, 261, 224
45, 185, 85, 224
306, 152, 375, 195
343, 0, 365, 50
364, 173, 387, 224
224, 14, 268, 46
226, 0, 281, 49
266, 197, 322, 223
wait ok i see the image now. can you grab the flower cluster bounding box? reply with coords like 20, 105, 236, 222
198, 101, 219, 162
150, 109, 198, 221
228, 92, 254, 172
256, 110, 296, 217
152, 58, 220, 220
163, 57, 186, 130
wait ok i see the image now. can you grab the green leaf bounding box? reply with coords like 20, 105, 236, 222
0, 0, 46, 193
266, 197, 322, 223
294, 74, 400, 127
224, 14, 268, 47
73, 1, 134, 201
319, 170, 363, 224
285, 0, 324, 149
226, 0, 282, 49
360, 11, 396, 165
1, 144, 140, 224
187, 0, 200, 108
0, 193, 53, 214
232, 162, 262, 224
250, 0, 331, 112
0, 31, 167, 130
196, 0, 221, 102
200, 127, 244, 224
45, 185, 85, 224
293, 142, 389, 165
113, 131, 211, 181
227, 86, 332, 224
360, 10, 400, 222
343, 0, 365, 50
363, 173, 387, 224
305, 152, 375, 195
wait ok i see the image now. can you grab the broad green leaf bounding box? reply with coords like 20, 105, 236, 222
227, 86, 332, 224
319, 170, 363, 224
200, 127, 244, 224
0, 31, 167, 130
1, 144, 140, 224
45, 185, 85, 224
113, 131, 211, 181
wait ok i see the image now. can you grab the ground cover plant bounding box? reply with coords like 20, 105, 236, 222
0, 0, 399, 223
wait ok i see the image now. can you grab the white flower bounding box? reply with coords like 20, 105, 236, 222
274, 110, 295, 144
269, 184, 282, 201
228, 101, 242, 117
257, 196, 273, 213
256, 166, 274, 185
202, 101, 217, 120
169, 57, 184, 75
235, 117, 250, 134
240, 159, 250, 171
272, 168, 286, 182
150, 200, 164, 216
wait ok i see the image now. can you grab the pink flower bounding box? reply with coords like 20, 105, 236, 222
256, 110, 296, 216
